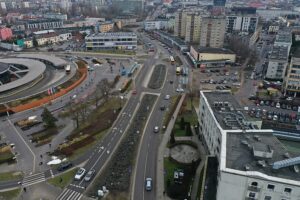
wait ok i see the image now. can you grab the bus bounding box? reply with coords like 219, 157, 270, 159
176, 67, 181, 75
170, 56, 175, 65
65, 65, 71, 73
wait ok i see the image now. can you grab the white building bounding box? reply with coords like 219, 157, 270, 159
199, 90, 300, 200
226, 15, 258, 34
85, 32, 137, 51
266, 46, 289, 80
274, 31, 292, 53
144, 20, 169, 31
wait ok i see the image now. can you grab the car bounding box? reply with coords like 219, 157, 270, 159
74, 168, 86, 180
153, 126, 159, 133
132, 90, 137, 95
176, 88, 184, 93
160, 106, 166, 111
273, 115, 278, 121
57, 162, 73, 171
84, 169, 96, 182
145, 178, 152, 191
165, 95, 170, 100
286, 97, 293, 101
72, 95, 77, 99
276, 102, 280, 109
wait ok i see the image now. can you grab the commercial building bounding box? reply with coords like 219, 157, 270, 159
199, 16, 226, 48
274, 30, 292, 53
85, 32, 137, 51
226, 15, 258, 34
199, 90, 300, 200
0, 27, 12, 40
25, 19, 64, 30
266, 45, 289, 80
144, 20, 169, 31
98, 22, 114, 33
189, 46, 236, 67
284, 57, 300, 97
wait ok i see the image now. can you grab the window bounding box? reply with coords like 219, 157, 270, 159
264, 196, 271, 200
284, 188, 292, 193
251, 182, 258, 187
267, 184, 275, 190
249, 192, 256, 198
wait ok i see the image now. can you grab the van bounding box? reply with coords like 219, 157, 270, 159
145, 178, 152, 191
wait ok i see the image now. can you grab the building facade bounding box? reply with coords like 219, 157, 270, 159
185, 13, 202, 43
226, 15, 258, 34
0, 27, 13, 40
284, 57, 300, 97
85, 32, 137, 51
25, 19, 64, 30
199, 16, 226, 48
174, 10, 188, 38
199, 90, 300, 200
98, 22, 114, 33
266, 46, 289, 80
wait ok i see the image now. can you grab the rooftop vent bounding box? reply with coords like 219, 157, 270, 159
254, 135, 261, 141
257, 160, 267, 168
244, 164, 250, 171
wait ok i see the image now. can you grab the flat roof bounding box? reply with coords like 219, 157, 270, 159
275, 31, 292, 44
195, 47, 235, 54
203, 91, 254, 130
0, 58, 46, 93
226, 131, 300, 181
0, 63, 10, 74
86, 32, 137, 38
269, 45, 289, 60
16, 54, 67, 67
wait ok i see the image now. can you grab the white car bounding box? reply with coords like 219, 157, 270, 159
74, 168, 86, 180
176, 88, 184, 93
276, 102, 280, 109
145, 178, 152, 191
164, 95, 170, 100
153, 126, 159, 133
84, 169, 95, 182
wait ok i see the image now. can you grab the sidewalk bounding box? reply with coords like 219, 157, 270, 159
156, 94, 186, 200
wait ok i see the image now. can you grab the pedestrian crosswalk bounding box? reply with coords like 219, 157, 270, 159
22, 172, 46, 187
56, 188, 82, 200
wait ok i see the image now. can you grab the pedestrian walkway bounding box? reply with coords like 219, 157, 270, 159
56, 188, 82, 200
156, 94, 186, 200
22, 172, 45, 187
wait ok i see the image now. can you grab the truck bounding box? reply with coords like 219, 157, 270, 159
65, 65, 71, 73
15, 116, 42, 130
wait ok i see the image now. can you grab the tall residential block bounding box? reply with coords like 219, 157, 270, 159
185, 13, 202, 43
199, 16, 226, 48
284, 56, 300, 97
174, 10, 187, 38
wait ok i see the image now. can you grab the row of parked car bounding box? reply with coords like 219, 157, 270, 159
57, 162, 95, 182
250, 99, 299, 111
248, 108, 300, 124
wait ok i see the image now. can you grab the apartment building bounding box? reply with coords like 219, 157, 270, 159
85, 32, 137, 51
185, 13, 202, 43
226, 15, 258, 34
25, 19, 63, 30
199, 16, 226, 48
0, 27, 12, 40
266, 45, 289, 80
199, 90, 300, 200
284, 57, 300, 97
274, 30, 292, 53
174, 10, 188, 38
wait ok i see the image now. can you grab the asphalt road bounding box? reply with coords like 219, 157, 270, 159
132, 34, 181, 200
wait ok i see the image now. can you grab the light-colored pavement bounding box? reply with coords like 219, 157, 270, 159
18, 181, 61, 200
156, 94, 186, 200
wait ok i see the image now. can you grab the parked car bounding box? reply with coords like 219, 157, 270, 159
165, 95, 170, 100
57, 162, 73, 171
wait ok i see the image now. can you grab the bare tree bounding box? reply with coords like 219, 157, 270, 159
94, 78, 111, 107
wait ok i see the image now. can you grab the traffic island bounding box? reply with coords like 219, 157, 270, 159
148, 64, 166, 89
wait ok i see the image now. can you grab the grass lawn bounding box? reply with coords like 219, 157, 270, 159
279, 139, 300, 153
163, 95, 180, 128
164, 157, 181, 187
0, 188, 21, 200
68, 129, 108, 161
0, 171, 23, 182
0, 151, 15, 164
47, 168, 78, 189
173, 124, 186, 137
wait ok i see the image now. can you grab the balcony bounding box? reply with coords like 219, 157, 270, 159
248, 185, 261, 192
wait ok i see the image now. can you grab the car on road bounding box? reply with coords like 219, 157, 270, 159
145, 178, 152, 191
276, 102, 280, 109
153, 126, 159, 133
164, 95, 170, 100
176, 88, 184, 93
160, 106, 166, 111
132, 90, 137, 95
57, 162, 73, 171
84, 169, 96, 182
74, 168, 86, 180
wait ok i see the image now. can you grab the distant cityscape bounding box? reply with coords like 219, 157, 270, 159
0, 0, 299, 200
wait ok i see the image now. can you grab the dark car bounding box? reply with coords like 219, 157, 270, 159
57, 162, 73, 171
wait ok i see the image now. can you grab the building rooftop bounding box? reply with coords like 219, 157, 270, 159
86, 32, 137, 38
0, 58, 46, 93
275, 31, 292, 44
203, 91, 255, 130
226, 131, 300, 181
16, 54, 67, 67
269, 45, 289, 60
195, 46, 235, 54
